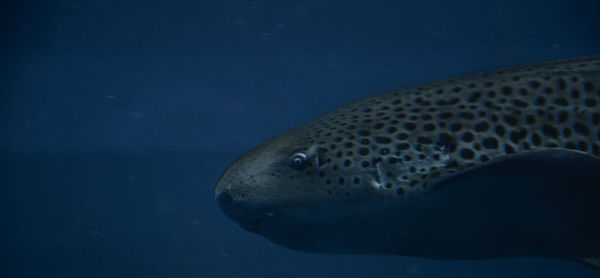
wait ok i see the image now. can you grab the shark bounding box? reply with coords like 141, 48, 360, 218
214, 55, 600, 268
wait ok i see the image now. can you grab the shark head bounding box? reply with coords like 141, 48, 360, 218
214, 55, 600, 258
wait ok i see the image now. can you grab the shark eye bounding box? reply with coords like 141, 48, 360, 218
289, 153, 308, 170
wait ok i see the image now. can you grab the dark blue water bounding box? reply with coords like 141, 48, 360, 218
2, 0, 599, 277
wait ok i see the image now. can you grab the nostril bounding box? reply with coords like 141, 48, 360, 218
216, 190, 235, 211
214, 185, 266, 232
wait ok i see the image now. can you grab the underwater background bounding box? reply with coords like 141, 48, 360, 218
2, 0, 600, 277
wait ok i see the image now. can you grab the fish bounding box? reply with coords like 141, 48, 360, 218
214, 55, 600, 268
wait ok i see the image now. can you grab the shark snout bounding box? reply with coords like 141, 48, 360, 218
214, 176, 265, 232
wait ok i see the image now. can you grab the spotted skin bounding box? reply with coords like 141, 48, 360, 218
289, 55, 600, 198
214, 55, 600, 265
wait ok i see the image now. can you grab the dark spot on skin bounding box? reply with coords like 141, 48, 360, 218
478, 155, 489, 162
449, 123, 462, 132
460, 132, 474, 142
556, 111, 568, 123
437, 132, 452, 145
556, 78, 567, 90
467, 92, 482, 103
509, 131, 520, 143
570, 89, 580, 99
473, 121, 489, 132
583, 81, 594, 92
524, 115, 535, 125
511, 99, 529, 108
503, 115, 518, 126
371, 158, 382, 166
447, 142, 458, 153
562, 127, 572, 138
577, 141, 588, 151
482, 137, 498, 149
459, 148, 475, 160
404, 122, 416, 131
529, 80, 541, 89
438, 112, 453, 119
518, 88, 528, 95
417, 137, 433, 144
517, 128, 528, 139
494, 125, 505, 136
396, 133, 408, 140
592, 113, 600, 125
573, 122, 590, 135
358, 130, 370, 136
448, 98, 460, 105
534, 96, 546, 106
396, 143, 410, 150
585, 98, 597, 108
553, 98, 569, 106
374, 136, 391, 144
358, 148, 370, 156
458, 112, 474, 120
541, 125, 559, 138
501, 87, 512, 96
423, 123, 436, 132
504, 144, 516, 154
